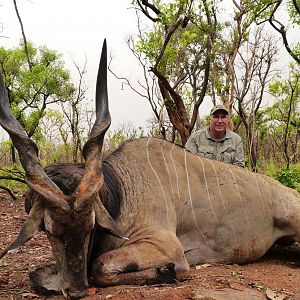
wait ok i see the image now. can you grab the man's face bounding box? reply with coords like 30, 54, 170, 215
210, 110, 229, 134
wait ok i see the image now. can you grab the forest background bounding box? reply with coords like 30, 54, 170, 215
0, 0, 299, 199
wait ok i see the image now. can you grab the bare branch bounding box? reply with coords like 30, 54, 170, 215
108, 62, 148, 100
136, 0, 161, 22
268, 0, 300, 64
0, 185, 17, 201
292, 0, 300, 15
0, 175, 25, 184
154, 18, 183, 69
13, 0, 32, 70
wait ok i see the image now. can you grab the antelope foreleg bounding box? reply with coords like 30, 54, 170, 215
92, 242, 190, 286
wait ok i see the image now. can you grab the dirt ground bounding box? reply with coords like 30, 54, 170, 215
1, 193, 300, 300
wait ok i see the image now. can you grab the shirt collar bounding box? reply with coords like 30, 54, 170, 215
206, 128, 231, 142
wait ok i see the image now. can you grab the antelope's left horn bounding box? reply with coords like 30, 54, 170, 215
0, 72, 69, 211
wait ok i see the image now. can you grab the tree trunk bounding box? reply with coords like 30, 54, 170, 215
10, 144, 16, 164
247, 125, 257, 172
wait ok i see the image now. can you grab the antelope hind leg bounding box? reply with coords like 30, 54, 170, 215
92, 241, 190, 286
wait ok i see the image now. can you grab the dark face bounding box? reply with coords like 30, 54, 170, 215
43, 206, 95, 299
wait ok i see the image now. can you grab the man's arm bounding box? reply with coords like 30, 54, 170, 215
185, 134, 198, 155
233, 136, 245, 167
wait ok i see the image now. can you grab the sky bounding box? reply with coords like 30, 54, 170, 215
0, 0, 156, 139
0, 0, 297, 141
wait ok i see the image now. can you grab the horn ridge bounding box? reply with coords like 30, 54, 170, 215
74, 39, 110, 209
83, 39, 111, 160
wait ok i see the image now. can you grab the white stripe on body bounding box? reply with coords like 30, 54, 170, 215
209, 160, 239, 253
197, 157, 229, 250
170, 143, 181, 201
225, 165, 257, 247
161, 141, 176, 205
184, 150, 214, 260
252, 173, 269, 248
146, 138, 171, 228
169, 143, 184, 230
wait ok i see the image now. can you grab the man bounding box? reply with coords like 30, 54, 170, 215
185, 104, 245, 167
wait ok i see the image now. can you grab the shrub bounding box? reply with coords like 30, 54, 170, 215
273, 166, 300, 192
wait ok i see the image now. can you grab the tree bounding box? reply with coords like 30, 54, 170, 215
109, 12, 166, 139
39, 109, 70, 164
209, 0, 249, 117
206, 1, 282, 170
234, 27, 279, 171
243, 0, 300, 64
0, 42, 75, 161
265, 63, 300, 168
132, 0, 219, 145
104, 122, 145, 154
60, 58, 88, 163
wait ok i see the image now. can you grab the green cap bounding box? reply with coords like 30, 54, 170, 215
210, 104, 229, 116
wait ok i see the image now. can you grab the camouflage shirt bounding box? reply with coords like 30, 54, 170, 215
185, 128, 245, 167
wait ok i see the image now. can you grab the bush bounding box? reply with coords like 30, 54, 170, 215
263, 163, 300, 192
0, 166, 27, 200
273, 166, 300, 192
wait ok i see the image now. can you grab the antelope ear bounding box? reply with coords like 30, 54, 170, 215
0, 201, 44, 259
94, 197, 128, 240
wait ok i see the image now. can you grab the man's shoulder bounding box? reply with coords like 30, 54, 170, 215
226, 130, 242, 141
188, 129, 209, 142
190, 128, 207, 138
